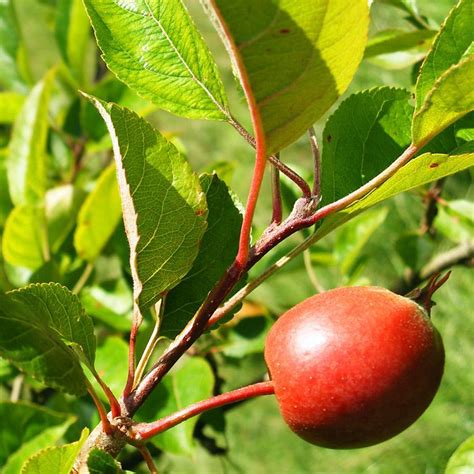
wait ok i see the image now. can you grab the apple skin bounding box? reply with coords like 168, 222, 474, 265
264, 286, 444, 449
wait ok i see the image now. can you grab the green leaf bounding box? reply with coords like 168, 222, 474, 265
2, 205, 47, 270
4, 420, 75, 474
0, 402, 72, 467
0, 91, 25, 124
162, 173, 242, 337
318, 152, 474, 238
11, 0, 60, 83
56, 0, 92, 85
137, 356, 214, 455
0, 283, 95, 395
415, 0, 474, 110
446, 435, 474, 474
89, 336, 128, 404
206, 0, 369, 154
74, 164, 122, 262
365, 29, 435, 59
0, 0, 25, 91
89, 98, 208, 313
87, 448, 123, 474
7, 70, 55, 206
379, 0, 421, 19
321, 87, 413, 207
413, 57, 474, 146
21, 428, 89, 474
56, 0, 90, 84
83, 0, 228, 120
220, 316, 271, 358
455, 112, 474, 143
46, 184, 84, 253
80, 279, 133, 331
3, 185, 82, 270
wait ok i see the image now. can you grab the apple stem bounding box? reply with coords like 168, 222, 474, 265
133, 381, 275, 440
408, 271, 452, 316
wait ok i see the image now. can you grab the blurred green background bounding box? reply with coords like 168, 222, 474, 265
0, 0, 472, 472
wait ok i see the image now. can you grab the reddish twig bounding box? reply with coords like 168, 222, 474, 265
85, 380, 113, 435
134, 381, 275, 440
123, 312, 141, 399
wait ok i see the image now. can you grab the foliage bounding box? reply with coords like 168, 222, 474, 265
0, 0, 472, 472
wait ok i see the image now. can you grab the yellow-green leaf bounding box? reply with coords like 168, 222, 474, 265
205, 0, 369, 154
412, 57, 474, 146
74, 164, 121, 262
84, 0, 228, 120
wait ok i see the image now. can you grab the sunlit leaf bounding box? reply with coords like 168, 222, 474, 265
56, 0, 92, 85
318, 152, 474, 237
365, 29, 435, 59
2, 205, 47, 270
205, 0, 369, 153
11, 0, 60, 83
3, 185, 82, 270
74, 164, 121, 262
21, 428, 89, 474
84, 0, 228, 120
89, 97, 208, 312
7, 70, 55, 206
446, 435, 474, 474
415, 0, 474, 110
0, 91, 25, 124
412, 57, 474, 146
5, 421, 75, 474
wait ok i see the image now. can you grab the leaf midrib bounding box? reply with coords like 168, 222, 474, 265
142, 0, 228, 118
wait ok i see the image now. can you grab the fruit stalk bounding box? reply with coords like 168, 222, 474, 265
133, 381, 275, 440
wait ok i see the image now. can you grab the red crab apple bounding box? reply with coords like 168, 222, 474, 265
264, 285, 445, 449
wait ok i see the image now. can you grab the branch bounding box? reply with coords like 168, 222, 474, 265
123, 307, 142, 399
209, 143, 421, 325
127, 143, 421, 414
85, 379, 113, 435
133, 381, 274, 440
420, 241, 474, 279
125, 261, 244, 414
396, 241, 474, 294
